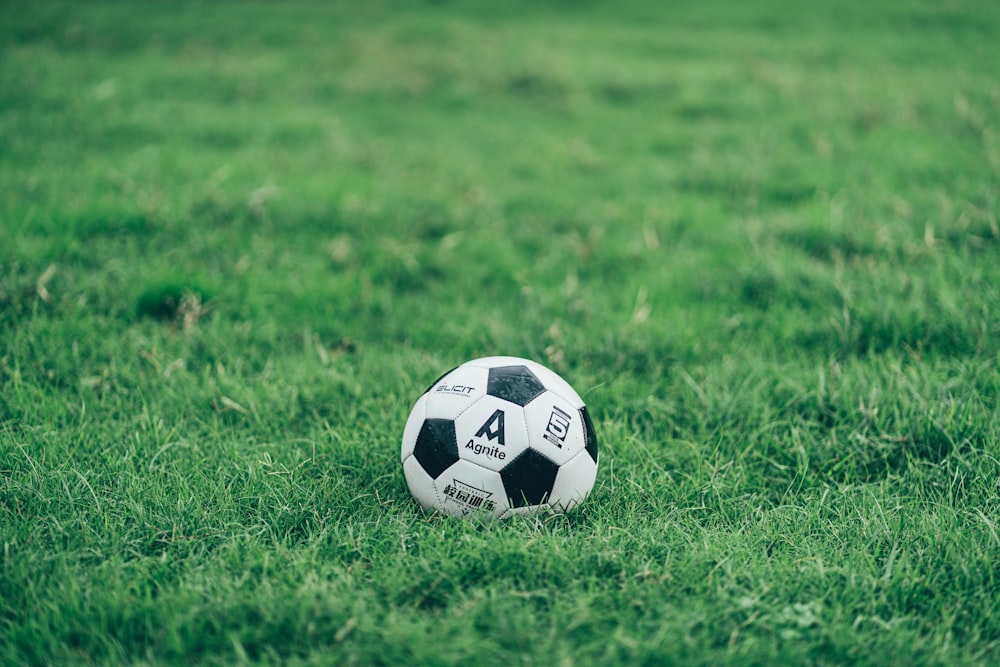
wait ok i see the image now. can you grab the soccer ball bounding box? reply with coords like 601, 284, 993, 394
401, 356, 599, 518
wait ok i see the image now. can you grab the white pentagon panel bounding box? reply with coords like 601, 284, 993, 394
548, 449, 598, 512
523, 390, 587, 466
402, 454, 440, 513
423, 365, 489, 420
433, 459, 509, 518
454, 396, 530, 472
400, 392, 428, 461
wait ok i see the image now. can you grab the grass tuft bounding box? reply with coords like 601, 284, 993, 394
135, 282, 214, 325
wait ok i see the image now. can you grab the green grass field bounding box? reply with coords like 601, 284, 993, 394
2, 0, 999, 664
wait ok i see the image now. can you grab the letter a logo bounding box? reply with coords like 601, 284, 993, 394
475, 409, 505, 445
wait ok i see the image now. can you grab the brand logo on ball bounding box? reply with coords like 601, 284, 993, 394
542, 405, 573, 448
466, 409, 506, 460
435, 383, 476, 396
474, 409, 505, 444
442, 479, 497, 513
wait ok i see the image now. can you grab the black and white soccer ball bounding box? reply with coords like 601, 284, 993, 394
401, 356, 598, 518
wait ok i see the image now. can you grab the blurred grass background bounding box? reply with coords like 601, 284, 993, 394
1, 1, 999, 665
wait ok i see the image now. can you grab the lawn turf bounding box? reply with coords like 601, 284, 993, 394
1, 1, 999, 665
